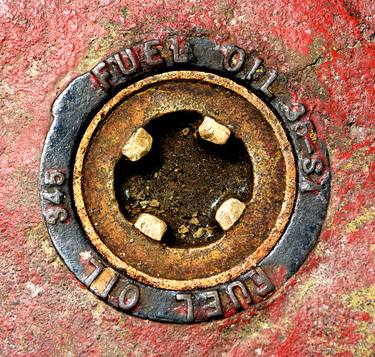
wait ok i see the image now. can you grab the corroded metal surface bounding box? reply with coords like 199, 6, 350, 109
1, 0, 373, 354
73, 71, 296, 290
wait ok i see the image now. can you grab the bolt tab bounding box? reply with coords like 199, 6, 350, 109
122, 128, 153, 161
215, 198, 246, 231
198, 116, 231, 145
134, 213, 167, 241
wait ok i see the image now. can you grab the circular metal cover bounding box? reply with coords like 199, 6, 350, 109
40, 36, 330, 323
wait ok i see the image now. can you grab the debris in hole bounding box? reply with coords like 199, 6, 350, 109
136, 190, 146, 200
182, 127, 190, 136
140, 200, 149, 208
116, 111, 252, 247
190, 217, 199, 226
178, 225, 189, 234
205, 226, 214, 236
149, 199, 160, 208
193, 227, 205, 239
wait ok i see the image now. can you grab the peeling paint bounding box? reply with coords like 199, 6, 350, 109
0, 0, 373, 355
341, 287, 375, 356
346, 208, 375, 234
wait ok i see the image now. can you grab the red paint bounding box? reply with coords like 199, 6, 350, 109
0, 0, 373, 355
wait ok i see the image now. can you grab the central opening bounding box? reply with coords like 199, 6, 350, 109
114, 111, 253, 248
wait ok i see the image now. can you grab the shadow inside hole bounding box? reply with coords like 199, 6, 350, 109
114, 111, 253, 248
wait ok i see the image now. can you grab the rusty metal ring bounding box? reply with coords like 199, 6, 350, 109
73, 71, 296, 290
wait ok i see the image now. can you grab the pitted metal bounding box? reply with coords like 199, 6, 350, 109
40, 36, 330, 323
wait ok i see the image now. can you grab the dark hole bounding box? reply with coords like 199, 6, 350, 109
114, 111, 253, 248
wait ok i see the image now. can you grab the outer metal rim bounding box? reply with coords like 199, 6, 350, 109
40, 37, 330, 323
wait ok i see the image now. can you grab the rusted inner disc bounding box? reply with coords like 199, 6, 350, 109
73, 71, 296, 290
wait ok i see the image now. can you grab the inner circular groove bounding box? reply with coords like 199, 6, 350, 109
114, 110, 253, 248
73, 71, 296, 290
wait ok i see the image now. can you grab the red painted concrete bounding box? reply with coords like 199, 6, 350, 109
0, 0, 374, 355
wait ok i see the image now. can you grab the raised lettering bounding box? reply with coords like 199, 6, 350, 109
304, 137, 314, 155
302, 158, 323, 175
90, 268, 118, 298
222, 45, 245, 72
226, 281, 252, 310
243, 57, 262, 81
144, 39, 163, 66
169, 36, 189, 63
249, 268, 275, 297
119, 284, 139, 311
44, 170, 65, 185
176, 293, 193, 322
285, 103, 306, 122
44, 206, 67, 225
291, 121, 312, 137
260, 69, 278, 97
91, 62, 111, 90
42, 188, 64, 205
114, 49, 138, 75
300, 174, 329, 192
83, 258, 103, 286
202, 290, 223, 318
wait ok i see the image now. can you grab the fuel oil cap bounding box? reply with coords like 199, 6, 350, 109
40, 36, 330, 323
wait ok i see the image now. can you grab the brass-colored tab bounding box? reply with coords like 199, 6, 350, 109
90, 267, 117, 298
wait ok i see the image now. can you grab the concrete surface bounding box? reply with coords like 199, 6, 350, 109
0, 0, 374, 355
